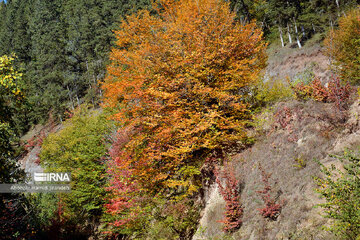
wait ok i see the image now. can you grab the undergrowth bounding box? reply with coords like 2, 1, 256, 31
215, 162, 243, 232
314, 151, 360, 239
257, 164, 282, 221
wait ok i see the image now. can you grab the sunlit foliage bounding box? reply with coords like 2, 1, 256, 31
325, 8, 360, 84
102, 0, 267, 235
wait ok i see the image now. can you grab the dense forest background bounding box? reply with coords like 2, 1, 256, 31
0, 0, 151, 127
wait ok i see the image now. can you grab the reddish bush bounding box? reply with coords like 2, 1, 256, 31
105, 127, 145, 230
291, 76, 353, 111
328, 75, 352, 111
273, 106, 299, 142
24, 130, 46, 151
64, 109, 74, 120
274, 106, 292, 129
107, 126, 136, 160
291, 78, 329, 102
215, 162, 243, 232
257, 165, 282, 221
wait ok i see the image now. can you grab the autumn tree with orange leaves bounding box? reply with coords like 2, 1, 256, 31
102, 0, 266, 235
325, 8, 360, 84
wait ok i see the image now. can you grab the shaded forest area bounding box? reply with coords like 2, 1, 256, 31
0, 0, 151, 126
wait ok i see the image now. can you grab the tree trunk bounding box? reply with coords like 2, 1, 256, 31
330, 19, 334, 31
76, 94, 80, 107
293, 18, 302, 48
335, 0, 340, 17
296, 37, 302, 48
287, 23, 292, 43
279, 26, 285, 47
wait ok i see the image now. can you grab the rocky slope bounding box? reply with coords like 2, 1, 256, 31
195, 99, 360, 239
19, 121, 62, 177
193, 45, 359, 240
265, 43, 332, 83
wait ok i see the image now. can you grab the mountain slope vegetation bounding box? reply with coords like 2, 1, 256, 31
0, 0, 359, 239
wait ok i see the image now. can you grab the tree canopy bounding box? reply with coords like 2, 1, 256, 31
102, 0, 267, 235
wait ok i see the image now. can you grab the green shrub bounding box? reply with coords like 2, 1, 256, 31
314, 151, 360, 239
27, 193, 59, 228
37, 106, 113, 235
251, 77, 294, 109
145, 199, 200, 240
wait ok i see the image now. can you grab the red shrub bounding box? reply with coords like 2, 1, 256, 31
105, 127, 145, 230
24, 130, 46, 151
328, 75, 352, 111
273, 106, 299, 142
291, 78, 329, 102
64, 109, 74, 120
257, 165, 282, 220
291, 76, 353, 111
274, 106, 292, 129
108, 126, 136, 160
215, 162, 243, 232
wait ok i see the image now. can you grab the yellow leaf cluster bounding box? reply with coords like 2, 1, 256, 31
0, 54, 23, 98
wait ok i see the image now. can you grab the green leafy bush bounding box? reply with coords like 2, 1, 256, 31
146, 199, 200, 240
251, 77, 294, 109
314, 151, 360, 239
38, 106, 113, 235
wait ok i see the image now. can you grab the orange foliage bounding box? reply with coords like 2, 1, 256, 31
102, 0, 267, 199
324, 8, 360, 84
291, 78, 329, 102
290, 76, 353, 111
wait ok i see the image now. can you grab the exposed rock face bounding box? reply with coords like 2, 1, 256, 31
193, 184, 225, 240
20, 145, 43, 175
19, 123, 62, 177
194, 99, 360, 240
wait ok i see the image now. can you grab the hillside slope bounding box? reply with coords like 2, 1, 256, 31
265, 43, 332, 83
195, 98, 360, 240
194, 44, 359, 239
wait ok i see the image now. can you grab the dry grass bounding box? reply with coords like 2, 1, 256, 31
195, 99, 360, 239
